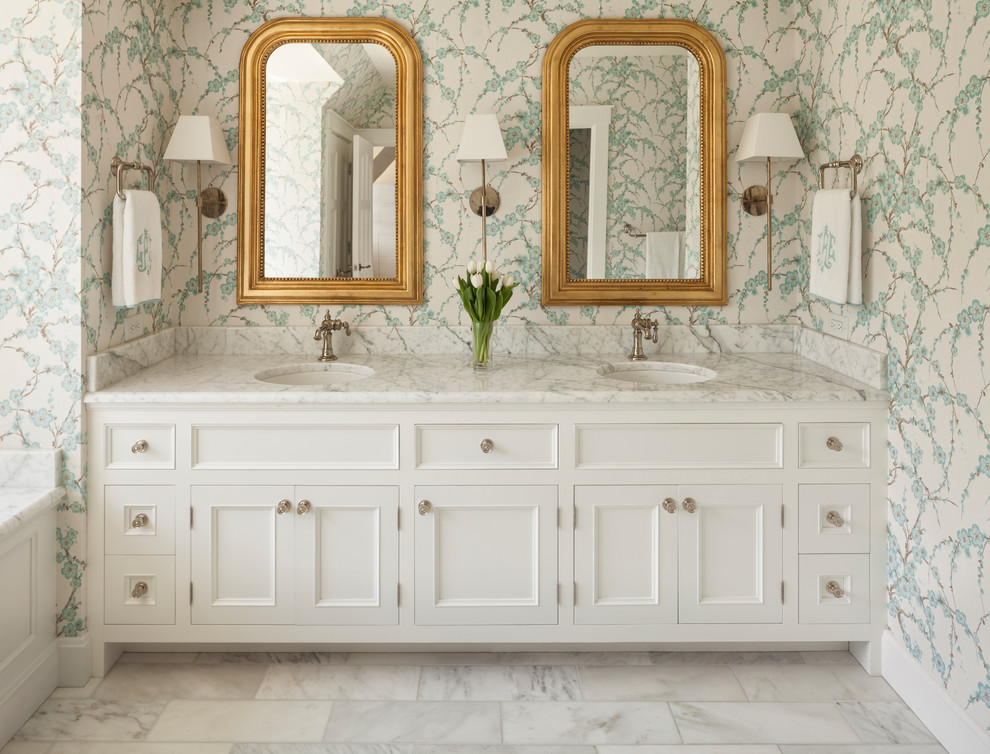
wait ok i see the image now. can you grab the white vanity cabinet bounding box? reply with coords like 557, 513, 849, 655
86, 401, 887, 676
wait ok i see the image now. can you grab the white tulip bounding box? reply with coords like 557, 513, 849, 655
466, 259, 478, 275
485, 259, 495, 274
453, 275, 462, 289
470, 273, 483, 288
502, 274, 515, 287
490, 269, 500, 281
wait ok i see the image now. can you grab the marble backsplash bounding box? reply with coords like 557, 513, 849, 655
88, 325, 887, 393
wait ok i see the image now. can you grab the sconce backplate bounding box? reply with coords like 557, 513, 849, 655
200, 187, 227, 219
469, 186, 500, 217
741, 185, 768, 216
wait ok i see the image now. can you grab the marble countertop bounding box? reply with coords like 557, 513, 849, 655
83, 351, 888, 405
0, 488, 63, 541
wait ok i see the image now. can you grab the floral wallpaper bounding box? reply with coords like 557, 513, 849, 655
569, 52, 689, 279
0, 0, 85, 637
2, 0, 987, 735
795, 0, 990, 733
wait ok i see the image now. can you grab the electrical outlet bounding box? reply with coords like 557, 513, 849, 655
124, 312, 143, 341
826, 313, 850, 339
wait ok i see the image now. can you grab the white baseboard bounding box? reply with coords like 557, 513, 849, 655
883, 631, 990, 754
0, 642, 57, 749
57, 634, 92, 687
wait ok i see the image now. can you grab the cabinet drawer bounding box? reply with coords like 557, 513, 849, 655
798, 423, 870, 468
105, 424, 175, 470
105, 555, 175, 625
416, 424, 557, 469
104, 486, 175, 555
798, 554, 870, 624
575, 424, 782, 469
191, 425, 399, 469
799, 484, 870, 554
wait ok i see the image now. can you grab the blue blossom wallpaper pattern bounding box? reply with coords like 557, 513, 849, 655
0, 0, 986, 735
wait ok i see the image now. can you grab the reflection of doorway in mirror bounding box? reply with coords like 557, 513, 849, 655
320, 126, 352, 278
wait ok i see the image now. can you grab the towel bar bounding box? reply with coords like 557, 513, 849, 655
110, 156, 156, 199
819, 153, 863, 198
623, 222, 646, 238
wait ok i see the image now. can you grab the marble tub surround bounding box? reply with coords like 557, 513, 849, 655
0, 449, 63, 540
0, 487, 64, 542
86, 324, 887, 393
7, 651, 944, 750
82, 350, 887, 405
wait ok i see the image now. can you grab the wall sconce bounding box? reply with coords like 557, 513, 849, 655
737, 112, 804, 291
456, 113, 507, 264
163, 115, 232, 292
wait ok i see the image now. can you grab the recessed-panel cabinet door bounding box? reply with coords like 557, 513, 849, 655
293, 486, 399, 625
678, 484, 783, 624
574, 485, 678, 625
191, 485, 294, 624
414, 485, 557, 625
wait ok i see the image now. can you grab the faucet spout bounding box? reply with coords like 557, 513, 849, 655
313, 310, 351, 362
628, 308, 659, 361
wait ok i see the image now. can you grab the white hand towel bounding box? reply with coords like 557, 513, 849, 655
810, 189, 862, 305
645, 231, 682, 279
112, 189, 163, 308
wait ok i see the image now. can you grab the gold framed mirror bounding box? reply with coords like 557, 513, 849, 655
542, 19, 726, 305
238, 17, 422, 304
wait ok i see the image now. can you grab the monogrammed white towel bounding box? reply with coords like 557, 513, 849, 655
810, 189, 862, 305
112, 190, 162, 308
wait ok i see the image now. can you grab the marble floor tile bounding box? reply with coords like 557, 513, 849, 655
117, 652, 200, 664
256, 665, 421, 700
324, 701, 501, 744
799, 650, 858, 664
499, 651, 651, 666
731, 665, 901, 702
197, 652, 348, 665
48, 745, 232, 753
779, 746, 947, 754
500, 701, 680, 745
145, 700, 333, 742
0, 743, 51, 754
344, 653, 499, 666
47, 677, 101, 699
837, 701, 939, 743
94, 662, 267, 699
12, 699, 165, 741
418, 665, 580, 701
413, 748, 595, 754
650, 651, 806, 665
232, 746, 413, 753
597, 747, 780, 754
580, 665, 747, 701
671, 701, 862, 744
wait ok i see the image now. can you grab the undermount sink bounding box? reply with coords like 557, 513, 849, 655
254, 362, 374, 386
599, 361, 717, 385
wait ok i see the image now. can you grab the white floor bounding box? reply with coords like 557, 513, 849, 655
3, 650, 946, 753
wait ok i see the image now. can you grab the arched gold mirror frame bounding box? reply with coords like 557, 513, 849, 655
237, 18, 422, 304
542, 19, 726, 305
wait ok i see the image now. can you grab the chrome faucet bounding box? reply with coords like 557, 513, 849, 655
313, 310, 351, 362
628, 308, 659, 361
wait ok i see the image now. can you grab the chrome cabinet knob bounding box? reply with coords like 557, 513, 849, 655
826, 436, 844, 452
296, 499, 312, 515
130, 581, 149, 599
276, 499, 292, 515
825, 580, 844, 598
825, 510, 845, 527
662, 498, 677, 514
681, 497, 697, 514
130, 513, 149, 528
131, 439, 149, 454
480, 439, 494, 454
418, 500, 432, 516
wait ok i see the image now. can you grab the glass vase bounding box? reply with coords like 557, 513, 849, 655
472, 319, 496, 370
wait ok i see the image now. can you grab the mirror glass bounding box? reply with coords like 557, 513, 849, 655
567, 45, 700, 281
264, 42, 397, 280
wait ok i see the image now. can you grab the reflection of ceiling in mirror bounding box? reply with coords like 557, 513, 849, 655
267, 43, 343, 83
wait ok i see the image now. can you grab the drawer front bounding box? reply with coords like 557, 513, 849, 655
798, 423, 870, 468
192, 425, 399, 469
104, 555, 175, 625
799, 484, 870, 554
798, 554, 870, 624
575, 424, 782, 469
104, 486, 175, 555
416, 425, 558, 469
105, 424, 175, 470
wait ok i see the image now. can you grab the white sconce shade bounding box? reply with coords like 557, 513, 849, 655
456, 114, 508, 163
737, 112, 804, 162
164, 115, 232, 165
